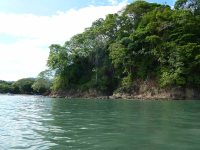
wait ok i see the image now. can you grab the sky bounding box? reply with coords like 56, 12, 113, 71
0, 0, 175, 81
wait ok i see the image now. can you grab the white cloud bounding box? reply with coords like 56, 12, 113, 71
122, 0, 128, 3
0, 2, 128, 81
0, 42, 48, 81
108, 0, 118, 5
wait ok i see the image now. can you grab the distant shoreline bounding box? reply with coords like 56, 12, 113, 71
0, 93, 38, 96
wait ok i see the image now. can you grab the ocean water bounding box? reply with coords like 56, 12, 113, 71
0, 95, 200, 150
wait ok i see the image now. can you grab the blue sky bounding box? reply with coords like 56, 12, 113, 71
0, 0, 175, 81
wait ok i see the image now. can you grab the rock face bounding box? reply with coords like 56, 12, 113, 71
43, 89, 107, 99
110, 87, 200, 100
43, 80, 200, 100
109, 79, 200, 100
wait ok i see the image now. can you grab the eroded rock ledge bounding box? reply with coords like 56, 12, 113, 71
43, 80, 200, 100
43, 89, 108, 99
110, 87, 200, 100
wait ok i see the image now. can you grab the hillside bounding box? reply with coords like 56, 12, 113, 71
39, 0, 200, 99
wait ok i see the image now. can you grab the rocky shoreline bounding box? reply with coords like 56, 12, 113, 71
42, 81, 200, 100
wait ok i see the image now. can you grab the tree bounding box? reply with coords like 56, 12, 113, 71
0, 83, 14, 93
32, 70, 52, 93
12, 78, 35, 94
41, 0, 200, 93
123, 0, 167, 29
175, 0, 200, 16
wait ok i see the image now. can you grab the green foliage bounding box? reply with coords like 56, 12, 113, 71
122, 73, 134, 86
12, 78, 35, 94
40, 0, 200, 93
0, 83, 14, 93
32, 70, 52, 93
174, 0, 200, 16
0, 80, 8, 84
137, 57, 153, 80
160, 72, 186, 87
113, 86, 128, 94
108, 43, 126, 68
123, 0, 167, 29
50, 76, 66, 91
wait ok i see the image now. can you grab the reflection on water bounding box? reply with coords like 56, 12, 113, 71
0, 95, 200, 150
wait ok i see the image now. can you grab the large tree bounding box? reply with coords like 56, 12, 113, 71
175, 0, 200, 16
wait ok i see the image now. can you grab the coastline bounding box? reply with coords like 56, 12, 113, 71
1, 85, 200, 100
41, 88, 200, 100
41, 80, 200, 100
41, 95, 200, 100
1, 93, 199, 100
0, 93, 39, 96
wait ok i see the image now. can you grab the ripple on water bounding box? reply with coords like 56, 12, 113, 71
1, 96, 200, 150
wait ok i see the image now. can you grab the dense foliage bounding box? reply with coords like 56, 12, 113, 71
12, 78, 35, 94
0, 80, 14, 93
0, 78, 46, 94
32, 70, 52, 93
40, 0, 200, 93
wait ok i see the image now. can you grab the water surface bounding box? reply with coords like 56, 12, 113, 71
0, 95, 200, 150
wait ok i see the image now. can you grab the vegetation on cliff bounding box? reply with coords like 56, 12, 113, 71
35, 0, 200, 94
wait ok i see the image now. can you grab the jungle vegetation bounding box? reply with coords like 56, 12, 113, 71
3, 0, 199, 95
0, 77, 50, 94
40, 0, 200, 94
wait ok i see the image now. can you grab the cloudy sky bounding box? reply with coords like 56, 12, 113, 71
0, 0, 175, 81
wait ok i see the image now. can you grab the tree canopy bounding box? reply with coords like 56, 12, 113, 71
36, 0, 200, 93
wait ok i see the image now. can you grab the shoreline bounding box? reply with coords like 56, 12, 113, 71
0, 93, 40, 96
41, 93, 200, 100
41, 96, 200, 100
41, 85, 200, 100
1, 93, 199, 100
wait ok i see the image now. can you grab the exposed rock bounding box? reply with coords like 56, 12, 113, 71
109, 79, 200, 100
43, 89, 52, 96
96, 96, 109, 99
109, 96, 116, 99
44, 89, 107, 99
130, 86, 200, 100
43, 79, 200, 100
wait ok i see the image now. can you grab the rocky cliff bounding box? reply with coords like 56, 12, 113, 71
110, 79, 200, 100
43, 80, 200, 100
43, 89, 108, 99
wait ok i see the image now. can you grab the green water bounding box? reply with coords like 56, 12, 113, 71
0, 95, 200, 150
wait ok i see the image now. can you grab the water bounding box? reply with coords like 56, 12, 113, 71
0, 95, 200, 150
